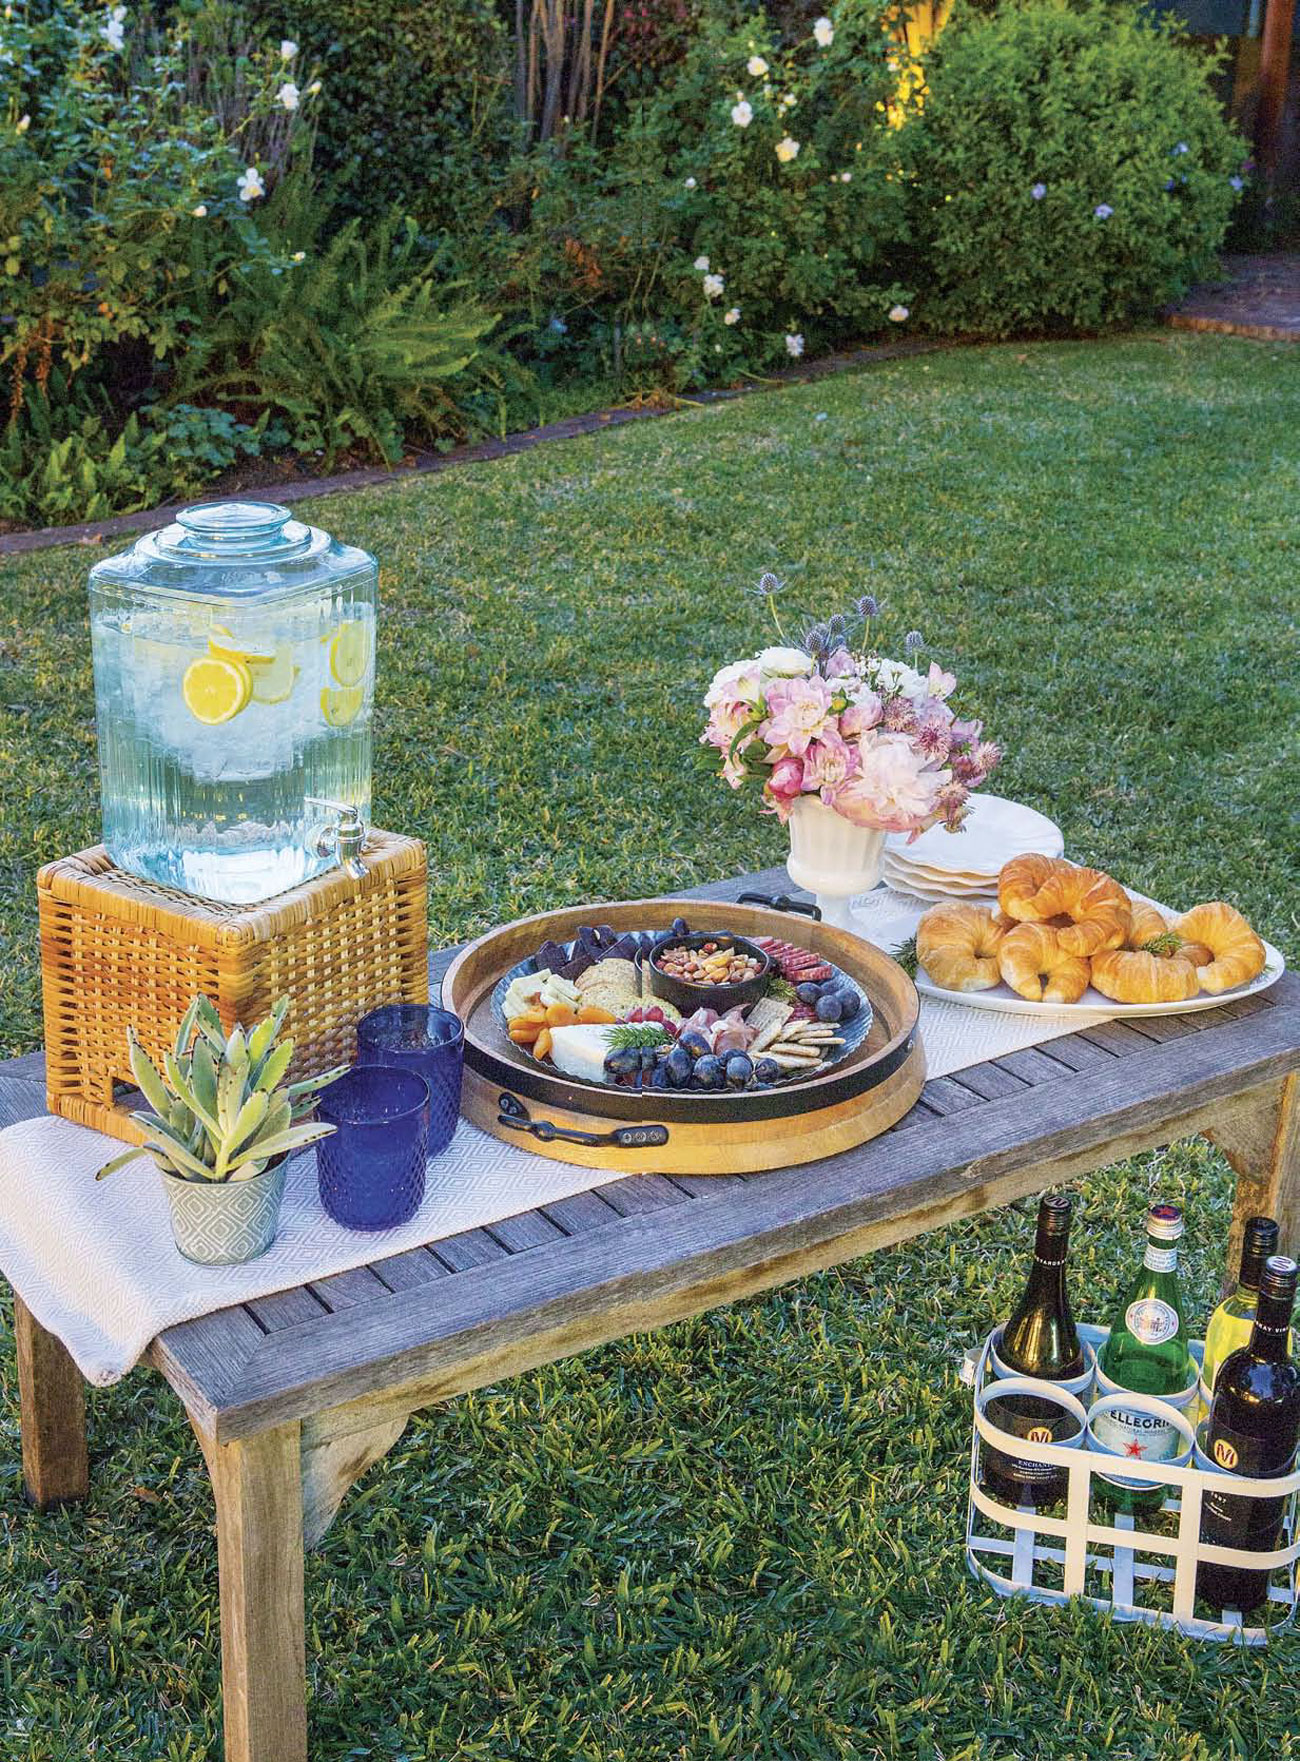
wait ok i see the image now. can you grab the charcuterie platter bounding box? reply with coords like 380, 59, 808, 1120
441, 896, 924, 1174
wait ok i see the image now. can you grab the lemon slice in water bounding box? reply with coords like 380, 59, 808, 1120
321, 683, 365, 727
183, 656, 252, 724
328, 620, 370, 688
249, 647, 298, 705
209, 624, 275, 667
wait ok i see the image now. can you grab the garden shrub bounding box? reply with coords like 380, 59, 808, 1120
902, 0, 1248, 336
255, 0, 517, 233
516, 0, 915, 388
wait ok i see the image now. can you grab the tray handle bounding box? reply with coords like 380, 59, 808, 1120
736, 891, 822, 921
497, 1091, 670, 1150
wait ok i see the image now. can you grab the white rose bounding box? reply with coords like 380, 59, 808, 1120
757, 646, 814, 677
702, 272, 725, 299
747, 55, 768, 76
775, 137, 800, 164
723, 307, 740, 325
279, 38, 298, 59
277, 81, 300, 111
813, 15, 834, 46
731, 99, 753, 128
694, 254, 710, 272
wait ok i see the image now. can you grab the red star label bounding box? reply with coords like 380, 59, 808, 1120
1124, 1440, 1146, 1458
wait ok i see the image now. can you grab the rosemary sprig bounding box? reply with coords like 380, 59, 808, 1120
894, 934, 919, 979
606, 1023, 672, 1051
1141, 931, 1185, 958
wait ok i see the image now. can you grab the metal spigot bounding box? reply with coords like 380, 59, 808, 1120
307, 799, 368, 880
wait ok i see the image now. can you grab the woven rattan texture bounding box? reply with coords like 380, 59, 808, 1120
38, 831, 428, 1144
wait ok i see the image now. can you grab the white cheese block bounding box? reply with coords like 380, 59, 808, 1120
547, 1023, 616, 1082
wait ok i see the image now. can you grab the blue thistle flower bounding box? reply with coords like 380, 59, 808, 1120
857, 594, 879, 618
904, 629, 924, 654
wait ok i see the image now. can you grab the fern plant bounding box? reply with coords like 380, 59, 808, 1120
171, 186, 523, 463
98, 995, 346, 1183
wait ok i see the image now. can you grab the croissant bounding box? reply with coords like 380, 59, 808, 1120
1126, 901, 1212, 969
997, 922, 1091, 1004
917, 903, 1006, 992
998, 854, 1129, 960
1090, 947, 1200, 1004
1176, 902, 1267, 995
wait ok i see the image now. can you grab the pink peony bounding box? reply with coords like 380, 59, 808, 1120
825, 647, 860, 681
827, 732, 945, 833
759, 674, 834, 756
840, 690, 883, 736
802, 730, 859, 793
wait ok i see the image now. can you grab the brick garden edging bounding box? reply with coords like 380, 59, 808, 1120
0, 337, 940, 557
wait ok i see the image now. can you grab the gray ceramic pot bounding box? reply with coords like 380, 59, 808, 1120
160, 1156, 287, 1265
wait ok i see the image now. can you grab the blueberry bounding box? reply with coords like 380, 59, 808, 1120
754, 1057, 781, 1084
666, 1046, 693, 1087
796, 981, 823, 1005
836, 987, 861, 1020
678, 1030, 712, 1060
816, 993, 844, 1022
693, 1054, 726, 1089
725, 1053, 754, 1088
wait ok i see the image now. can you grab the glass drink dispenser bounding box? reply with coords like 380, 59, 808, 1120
89, 501, 376, 905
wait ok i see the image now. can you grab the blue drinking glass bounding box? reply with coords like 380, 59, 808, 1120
315, 1065, 430, 1230
355, 1004, 464, 1157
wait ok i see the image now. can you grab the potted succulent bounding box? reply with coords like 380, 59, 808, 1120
98, 995, 347, 1265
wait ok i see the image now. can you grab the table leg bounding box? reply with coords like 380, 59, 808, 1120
14, 1297, 88, 1509
1211, 1074, 1300, 1292
207, 1422, 307, 1762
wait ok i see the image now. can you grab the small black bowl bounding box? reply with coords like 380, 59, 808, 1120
642, 931, 772, 1016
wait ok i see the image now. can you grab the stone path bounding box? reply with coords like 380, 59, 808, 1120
1168, 252, 1300, 341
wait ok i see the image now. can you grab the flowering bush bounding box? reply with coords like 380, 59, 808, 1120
702, 578, 1000, 835
0, 4, 317, 409
901, 0, 1247, 336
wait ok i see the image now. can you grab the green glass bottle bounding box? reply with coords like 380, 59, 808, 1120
1202, 1216, 1282, 1395
1094, 1203, 1196, 1514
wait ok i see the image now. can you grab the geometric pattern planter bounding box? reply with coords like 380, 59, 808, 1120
161, 1158, 287, 1265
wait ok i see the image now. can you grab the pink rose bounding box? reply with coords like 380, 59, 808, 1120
763, 753, 807, 822
759, 674, 834, 756
840, 690, 882, 736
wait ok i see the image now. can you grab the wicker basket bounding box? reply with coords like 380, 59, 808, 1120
38, 830, 428, 1144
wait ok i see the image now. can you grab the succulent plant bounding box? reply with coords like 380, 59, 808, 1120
97, 995, 347, 1183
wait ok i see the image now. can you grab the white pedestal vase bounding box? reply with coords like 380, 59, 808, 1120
785, 796, 886, 932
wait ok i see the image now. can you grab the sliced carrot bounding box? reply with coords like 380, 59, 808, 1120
545, 1002, 578, 1027
533, 1027, 552, 1061
577, 1005, 617, 1024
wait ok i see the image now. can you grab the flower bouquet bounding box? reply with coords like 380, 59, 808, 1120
701, 578, 1001, 926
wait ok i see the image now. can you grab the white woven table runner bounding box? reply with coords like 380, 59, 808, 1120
0, 886, 1100, 1385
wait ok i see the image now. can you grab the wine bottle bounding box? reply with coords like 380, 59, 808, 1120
982, 1193, 1084, 1509
998, 1193, 1084, 1380
1198, 1255, 1300, 1613
1202, 1216, 1282, 1394
1094, 1203, 1196, 1514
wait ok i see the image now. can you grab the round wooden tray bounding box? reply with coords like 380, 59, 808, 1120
441, 897, 926, 1174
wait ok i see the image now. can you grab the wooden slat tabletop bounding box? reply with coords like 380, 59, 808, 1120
3, 867, 1298, 1447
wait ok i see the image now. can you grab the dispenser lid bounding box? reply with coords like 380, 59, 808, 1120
89, 499, 372, 599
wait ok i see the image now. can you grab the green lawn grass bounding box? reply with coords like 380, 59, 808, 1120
1, 332, 1299, 1759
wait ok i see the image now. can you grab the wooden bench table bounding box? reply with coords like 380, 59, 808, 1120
3, 866, 1299, 1761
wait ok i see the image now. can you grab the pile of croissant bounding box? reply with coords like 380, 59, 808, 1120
916, 852, 1267, 1005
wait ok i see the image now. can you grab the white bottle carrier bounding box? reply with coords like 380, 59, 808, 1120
965, 1322, 1300, 1644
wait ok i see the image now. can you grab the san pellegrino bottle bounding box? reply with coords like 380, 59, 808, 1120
999, 1193, 1084, 1380
982, 1194, 1084, 1509
1198, 1255, 1300, 1612
1202, 1216, 1282, 1394
1094, 1203, 1196, 1513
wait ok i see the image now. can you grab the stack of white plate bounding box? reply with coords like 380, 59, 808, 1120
883, 795, 1065, 903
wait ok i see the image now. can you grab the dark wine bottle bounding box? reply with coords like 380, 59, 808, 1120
982, 1194, 1084, 1509
1198, 1255, 1300, 1613
999, 1193, 1084, 1380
